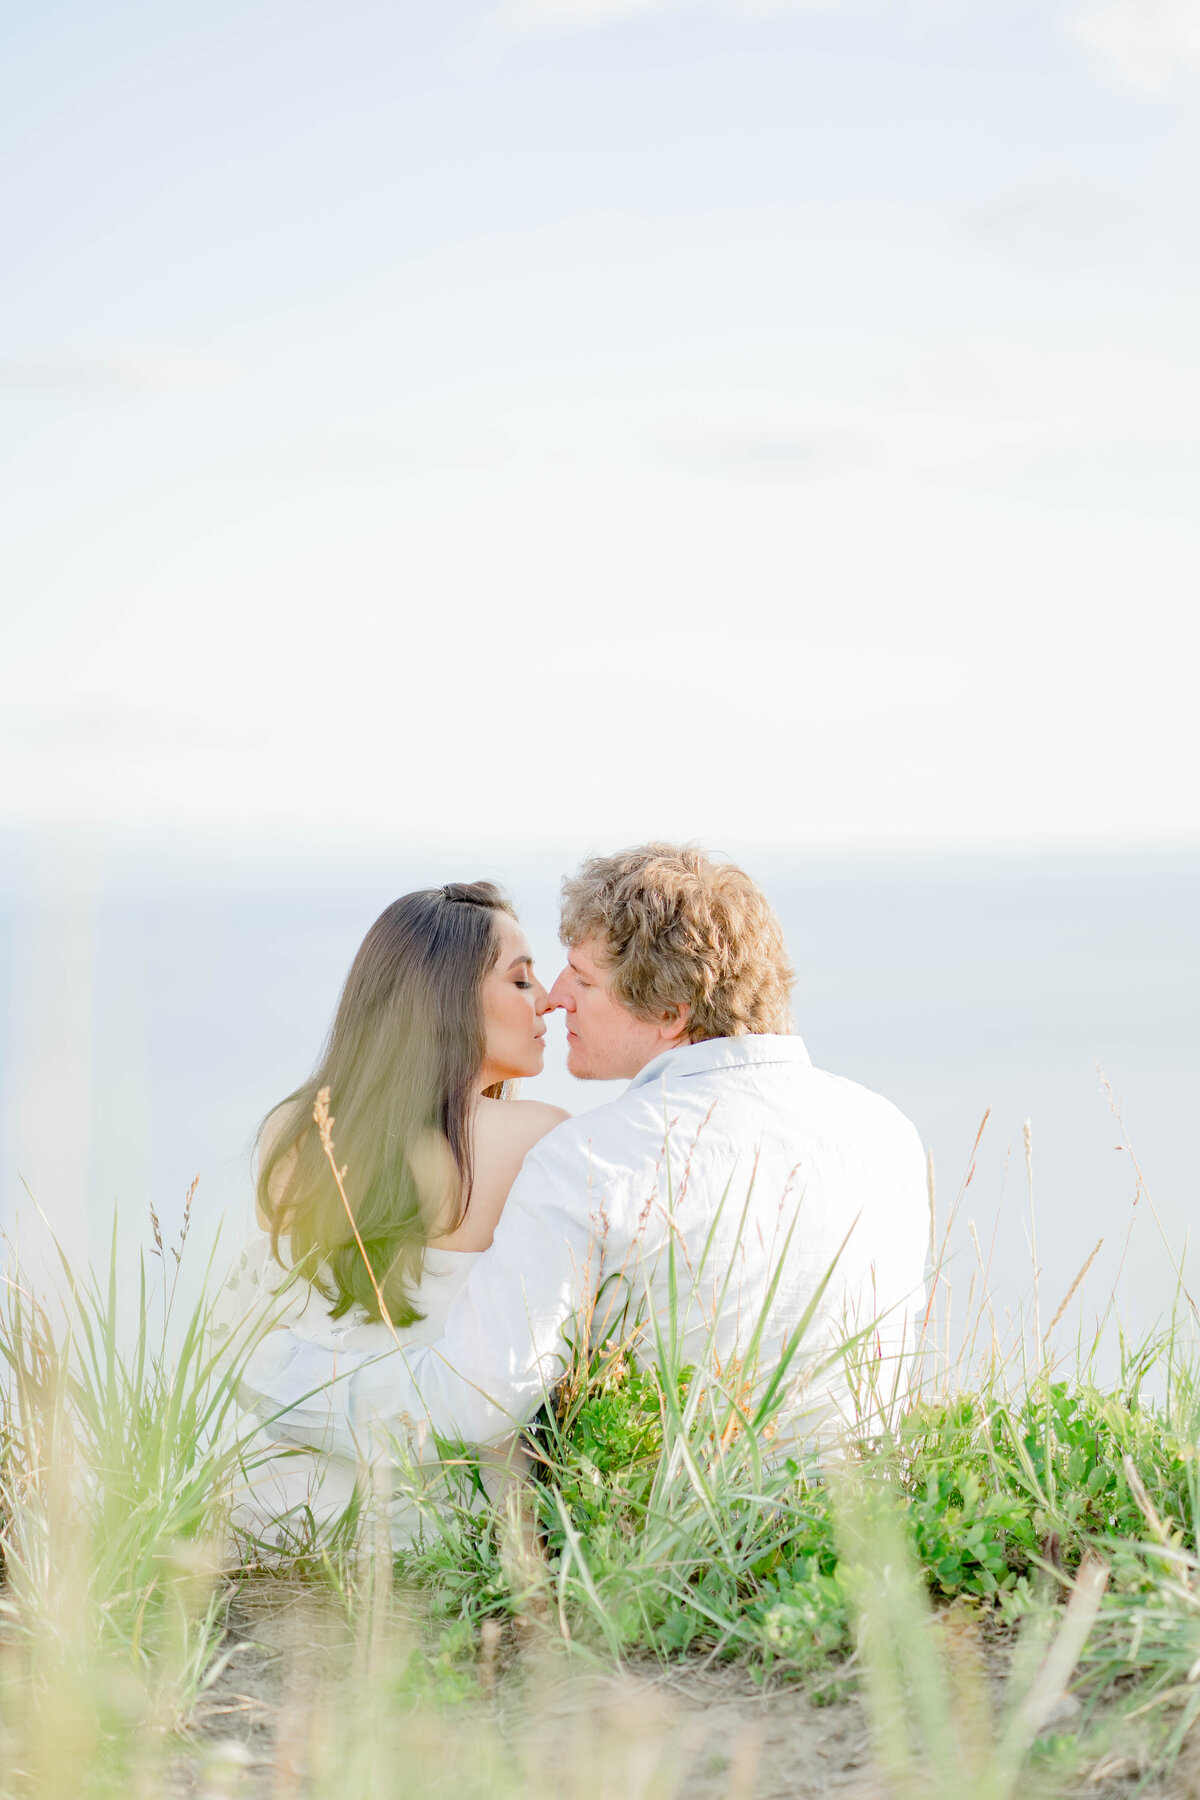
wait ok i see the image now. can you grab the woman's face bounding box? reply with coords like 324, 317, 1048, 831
478, 912, 550, 1087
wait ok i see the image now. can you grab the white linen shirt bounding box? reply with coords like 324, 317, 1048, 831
238, 1035, 929, 1462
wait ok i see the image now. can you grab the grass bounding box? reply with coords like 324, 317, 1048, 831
1, 1121, 1198, 1798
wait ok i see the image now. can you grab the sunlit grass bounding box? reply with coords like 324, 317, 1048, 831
0, 1119, 1197, 1797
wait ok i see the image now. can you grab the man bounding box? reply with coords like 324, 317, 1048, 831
241, 844, 928, 1464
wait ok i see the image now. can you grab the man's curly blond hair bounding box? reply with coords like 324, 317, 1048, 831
560, 843, 794, 1043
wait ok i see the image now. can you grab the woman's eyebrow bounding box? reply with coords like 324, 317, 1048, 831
505, 954, 533, 972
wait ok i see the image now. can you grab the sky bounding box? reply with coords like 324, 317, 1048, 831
3, 0, 1199, 866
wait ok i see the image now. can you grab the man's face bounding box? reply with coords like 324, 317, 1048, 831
546, 937, 687, 1081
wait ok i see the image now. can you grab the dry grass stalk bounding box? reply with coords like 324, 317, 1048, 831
1122, 1455, 1169, 1545
1042, 1236, 1104, 1349
919, 1107, 991, 1364
1003, 1555, 1109, 1759
313, 1085, 400, 1346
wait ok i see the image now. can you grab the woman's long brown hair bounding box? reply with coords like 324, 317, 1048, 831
255, 882, 514, 1325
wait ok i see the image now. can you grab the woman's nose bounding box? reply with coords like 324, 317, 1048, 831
533, 977, 551, 1013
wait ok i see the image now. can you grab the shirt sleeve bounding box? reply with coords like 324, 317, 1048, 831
235, 1125, 607, 1463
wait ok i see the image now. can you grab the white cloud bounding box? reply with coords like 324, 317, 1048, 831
494, 0, 1200, 87
1066, 0, 1200, 89
651, 400, 1084, 475
501, 0, 673, 24
0, 347, 236, 396
963, 181, 1150, 270
495, 0, 854, 32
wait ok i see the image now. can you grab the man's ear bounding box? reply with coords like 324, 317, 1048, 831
659, 1003, 690, 1046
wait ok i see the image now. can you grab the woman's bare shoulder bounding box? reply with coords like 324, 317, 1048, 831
435, 1097, 571, 1252
475, 1096, 570, 1154
508, 1095, 571, 1131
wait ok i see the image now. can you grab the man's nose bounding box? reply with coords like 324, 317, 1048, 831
545, 969, 574, 1012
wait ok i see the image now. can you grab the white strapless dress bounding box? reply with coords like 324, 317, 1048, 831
214, 1232, 483, 1555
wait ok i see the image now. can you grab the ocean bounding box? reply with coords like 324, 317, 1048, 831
3, 844, 1196, 1354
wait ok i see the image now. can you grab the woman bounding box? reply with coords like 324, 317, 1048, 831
219, 881, 568, 1552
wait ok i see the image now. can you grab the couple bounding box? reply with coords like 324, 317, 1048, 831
231, 843, 928, 1547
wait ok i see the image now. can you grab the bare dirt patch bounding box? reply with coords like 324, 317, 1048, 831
180, 1579, 1198, 1800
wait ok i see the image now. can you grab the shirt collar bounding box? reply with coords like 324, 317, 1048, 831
628, 1033, 813, 1091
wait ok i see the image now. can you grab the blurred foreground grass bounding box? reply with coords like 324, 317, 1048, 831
1, 1154, 1198, 1800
